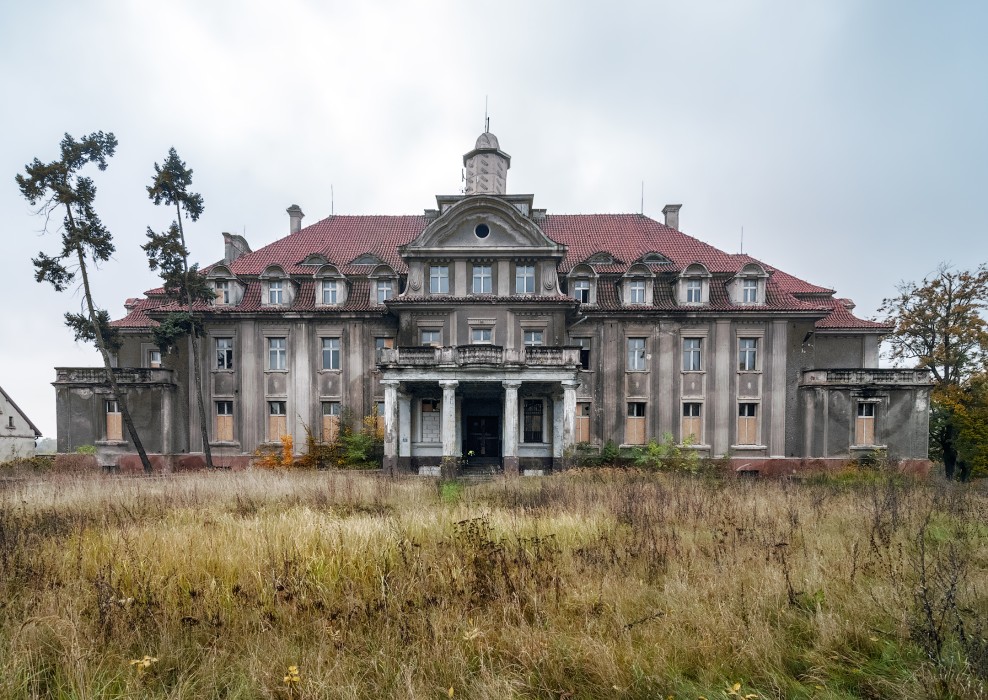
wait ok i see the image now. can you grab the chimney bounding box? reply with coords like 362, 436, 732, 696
287, 204, 304, 234
662, 204, 682, 230
222, 232, 252, 264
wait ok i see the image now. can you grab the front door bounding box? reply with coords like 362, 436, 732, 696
465, 416, 501, 463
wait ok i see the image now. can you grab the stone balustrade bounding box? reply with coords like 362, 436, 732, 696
800, 368, 931, 386
54, 367, 176, 386
378, 345, 581, 368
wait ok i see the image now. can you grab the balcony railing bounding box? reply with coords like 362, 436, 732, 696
800, 368, 931, 386
54, 367, 176, 385
378, 345, 581, 368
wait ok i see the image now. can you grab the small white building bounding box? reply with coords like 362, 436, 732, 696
0, 385, 42, 462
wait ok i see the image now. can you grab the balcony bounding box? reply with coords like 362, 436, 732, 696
800, 368, 931, 386
378, 345, 581, 369
54, 367, 176, 386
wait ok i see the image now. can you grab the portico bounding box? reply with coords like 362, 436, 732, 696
379, 346, 581, 475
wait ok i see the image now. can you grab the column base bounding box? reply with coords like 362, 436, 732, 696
502, 456, 519, 477
440, 456, 460, 480
383, 455, 398, 477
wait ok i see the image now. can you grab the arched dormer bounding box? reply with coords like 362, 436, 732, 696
678, 263, 711, 305
368, 264, 398, 306
207, 265, 244, 306
313, 264, 347, 307
567, 263, 598, 304
622, 263, 654, 306
640, 252, 672, 265
729, 263, 770, 305
259, 265, 295, 307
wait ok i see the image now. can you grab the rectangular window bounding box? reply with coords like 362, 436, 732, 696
682, 338, 702, 371
214, 280, 231, 304
627, 337, 646, 371
742, 279, 758, 303
686, 279, 702, 303
375, 337, 394, 355
573, 280, 590, 303
376, 279, 394, 303
375, 401, 386, 437
268, 280, 284, 305
430, 265, 449, 294
420, 329, 441, 347
682, 403, 702, 443
574, 337, 591, 370
322, 402, 341, 442
738, 338, 758, 371
523, 330, 544, 346
471, 328, 493, 344
516, 264, 535, 294
321, 338, 340, 370
216, 337, 234, 370
147, 349, 162, 369
472, 265, 492, 294
321, 279, 338, 305
105, 400, 122, 441
855, 403, 876, 446
420, 399, 441, 442
215, 401, 234, 442
737, 403, 758, 445
268, 400, 287, 441
628, 280, 646, 305
576, 402, 591, 444
268, 337, 286, 370
626, 402, 646, 445
523, 399, 544, 443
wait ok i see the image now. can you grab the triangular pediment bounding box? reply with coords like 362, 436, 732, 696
400, 196, 566, 257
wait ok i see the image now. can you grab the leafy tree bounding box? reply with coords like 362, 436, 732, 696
16, 132, 153, 473
144, 148, 215, 469
880, 263, 988, 479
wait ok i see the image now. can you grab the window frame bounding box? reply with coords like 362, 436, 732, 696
268, 280, 284, 305
573, 337, 591, 370
572, 279, 591, 303
375, 279, 394, 304
215, 400, 234, 442
216, 337, 234, 370
429, 265, 449, 294
738, 338, 758, 372
628, 279, 647, 305
214, 280, 231, 305
420, 328, 442, 347
627, 337, 647, 371
681, 402, 702, 444
682, 338, 702, 372
471, 327, 493, 344
515, 264, 535, 295
321, 337, 341, 371
472, 264, 492, 294
854, 402, 878, 446
742, 278, 758, 304
523, 398, 545, 444
268, 337, 287, 371
737, 402, 759, 446
321, 279, 339, 305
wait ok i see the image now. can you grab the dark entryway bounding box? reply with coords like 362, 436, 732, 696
465, 415, 501, 463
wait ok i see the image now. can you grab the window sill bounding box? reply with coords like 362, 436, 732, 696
212, 369, 235, 374
96, 440, 127, 446
731, 444, 767, 451
318, 369, 342, 373
850, 444, 887, 451
264, 369, 289, 374
209, 441, 241, 448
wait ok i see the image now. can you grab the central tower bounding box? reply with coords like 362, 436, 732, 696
463, 131, 511, 195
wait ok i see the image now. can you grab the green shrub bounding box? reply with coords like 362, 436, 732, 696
632, 432, 701, 473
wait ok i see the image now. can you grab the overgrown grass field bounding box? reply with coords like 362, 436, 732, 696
0, 469, 985, 699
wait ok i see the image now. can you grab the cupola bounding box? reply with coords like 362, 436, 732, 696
463, 131, 511, 195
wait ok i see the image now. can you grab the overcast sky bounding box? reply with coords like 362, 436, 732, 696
2, 1, 986, 439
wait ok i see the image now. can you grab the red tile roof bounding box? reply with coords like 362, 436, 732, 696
815, 298, 892, 331
111, 210, 877, 332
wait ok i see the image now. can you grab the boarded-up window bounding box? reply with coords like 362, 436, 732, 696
105, 400, 122, 441
855, 403, 876, 446
737, 403, 758, 445
576, 402, 591, 444
523, 399, 544, 443
215, 401, 234, 442
682, 403, 702, 443
322, 402, 340, 442
626, 402, 646, 445
268, 401, 287, 441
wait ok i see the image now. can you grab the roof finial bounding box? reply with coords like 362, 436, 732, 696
485, 95, 489, 133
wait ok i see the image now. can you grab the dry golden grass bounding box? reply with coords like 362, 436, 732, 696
0, 468, 986, 699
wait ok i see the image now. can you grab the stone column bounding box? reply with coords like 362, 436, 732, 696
398, 390, 411, 467
439, 380, 459, 477
502, 380, 521, 476
561, 380, 579, 466
382, 380, 399, 476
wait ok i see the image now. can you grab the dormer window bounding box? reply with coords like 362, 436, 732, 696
678, 263, 711, 305
628, 280, 646, 305
376, 279, 394, 303
622, 264, 653, 306
686, 279, 702, 303
573, 280, 590, 303
268, 280, 284, 305
214, 280, 231, 305
322, 279, 338, 305
729, 264, 768, 305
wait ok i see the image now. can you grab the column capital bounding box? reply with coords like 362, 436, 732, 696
502, 380, 522, 389
380, 379, 401, 388
439, 380, 459, 390
561, 379, 581, 389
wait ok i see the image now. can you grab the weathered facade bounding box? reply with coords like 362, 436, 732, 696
54, 131, 931, 473
0, 385, 42, 461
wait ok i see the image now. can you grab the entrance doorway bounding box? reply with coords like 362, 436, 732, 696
465, 415, 501, 463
